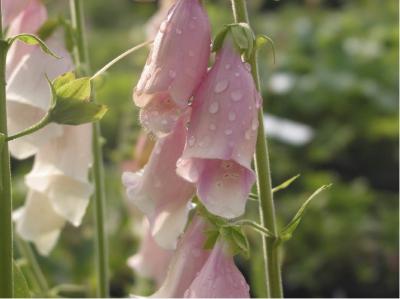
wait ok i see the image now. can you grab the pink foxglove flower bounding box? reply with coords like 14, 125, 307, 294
128, 219, 173, 286
152, 216, 210, 297
6, 0, 47, 76
7, 33, 73, 159
134, 0, 210, 136
146, 0, 177, 40
1, 0, 29, 27
14, 191, 65, 255
184, 240, 250, 298
122, 118, 195, 249
177, 40, 260, 219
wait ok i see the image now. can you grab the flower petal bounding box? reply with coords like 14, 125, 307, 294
184, 241, 250, 298
1, 0, 29, 28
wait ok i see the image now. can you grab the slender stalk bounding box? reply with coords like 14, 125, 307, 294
6, 113, 50, 142
15, 237, 49, 297
69, 0, 109, 297
0, 4, 14, 297
231, 0, 283, 297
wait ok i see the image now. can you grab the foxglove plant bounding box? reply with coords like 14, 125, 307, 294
145, 0, 177, 40
134, 0, 210, 136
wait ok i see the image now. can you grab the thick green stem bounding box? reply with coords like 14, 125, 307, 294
15, 237, 49, 297
231, 0, 283, 297
69, 0, 109, 297
0, 5, 14, 298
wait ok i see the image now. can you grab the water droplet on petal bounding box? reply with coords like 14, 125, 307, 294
169, 70, 176, 78
189, 21, 196, 30
235, 72, 240, 77
228, 112, 236, 121
225, 129, 233, 135
225, 64, 231, 70
188, 136, 196, 146
209, 123, 216, 131
252, 118, 258, 130
159, 21, 168, 33
245, 63, 252, 72
231, 90, 243, 102
188, 50, 195, 57
208, 102, 219, 114
175, 28, 182, 34
245, 129, 252, 140
214, 79, 229, 93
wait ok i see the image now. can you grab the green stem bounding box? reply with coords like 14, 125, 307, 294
6, 113, 50, 142
69, 0, 109, 297
0, 4, 14, 297
15, 237, 49, 297
230, 0, 283, 297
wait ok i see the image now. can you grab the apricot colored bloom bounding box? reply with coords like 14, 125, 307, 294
122, 118, 195, 249
134, 0, 210, 136
177, 40, 260, 219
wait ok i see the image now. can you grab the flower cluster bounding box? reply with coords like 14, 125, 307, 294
123, 0, 261, 296
5, 0, 93, 255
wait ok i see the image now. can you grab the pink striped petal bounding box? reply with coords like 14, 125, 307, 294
177, 40, 260, 218
184, 241, 250, 298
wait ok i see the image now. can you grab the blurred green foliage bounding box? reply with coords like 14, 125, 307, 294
11, 0, 398, 298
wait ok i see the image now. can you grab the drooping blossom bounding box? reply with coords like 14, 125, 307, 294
184, 240, 250, 298
14, 124, 93, 254
6, 0, 47, 76
134, 0, 210, 136
128, 218, 174, 286
146, 0, 177, 40
177, 39, 260, 219
151, 216, 210, 297
122, 118, 195, 249
6, 33, 73, 159
1, 0, 29, 28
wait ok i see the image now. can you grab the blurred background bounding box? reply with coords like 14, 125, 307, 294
12, 0, 399, 297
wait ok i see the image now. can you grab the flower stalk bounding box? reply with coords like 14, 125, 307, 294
69, 0, 109, 297
230, 0, 284, 297
0, 3, 14, 297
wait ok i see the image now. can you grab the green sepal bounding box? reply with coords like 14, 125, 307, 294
203, 228, 220, 250
13, 261, 31, 298
37, 19, 59, 41
48, 72, 108, 125
212, 26, 230, 53
255, 34, 276, 64
220, 225, 250, 258
7, 34, 60, 58
280, 184, 332, 242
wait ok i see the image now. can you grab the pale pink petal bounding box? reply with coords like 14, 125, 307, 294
184, 241, 250, 298
25, 125, 93, 226
1, 0, 29, 28
14, 190, 66, 255
6, 0, 47, 76
146, 0, 177, 40
128, 219, 173, 285
152, 216, 210, 297
134, 0, 210, 108
122, 119, 195, 249
7, 34, 73, 159
177, 40, 259, 218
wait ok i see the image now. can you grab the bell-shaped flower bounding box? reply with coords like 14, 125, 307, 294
122, 118, 195, 249
133, 0, 210, 136
6, 33, 73, 159
13, 190, 65, 255
146, 0, 177, 40
1, 0, 29, 28
6, 0, 47, 75
25, 124, 93, 227
177, 40, 260, 219
152, 216, 210, 297
128, 218, 174, 286
184, 240, 250, 298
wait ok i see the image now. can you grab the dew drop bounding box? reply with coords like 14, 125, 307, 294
169, 70, 176, 78
214, 79, 229, 93
225, 64, 231, 70
245, 63, 251, 72
209, 123, 216, 131
228, 112, 236, 121
225, 129, 233, 136
245, 129, 252, 140
235, 72, 240, 77
208, 102, 219, 114
159, 21, 168, 33
252, 118, 258, 130
231, 90, 243, 102
188, 136, 196, 146
175, 28, 183, 35
188, 50, 195, 57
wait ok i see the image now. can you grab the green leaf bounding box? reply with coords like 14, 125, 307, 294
48, 73, 108, 125
280, 184, 332, 241
272, 174, 301, 193
13, 261, 31, 298
8, 34, 60, 58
